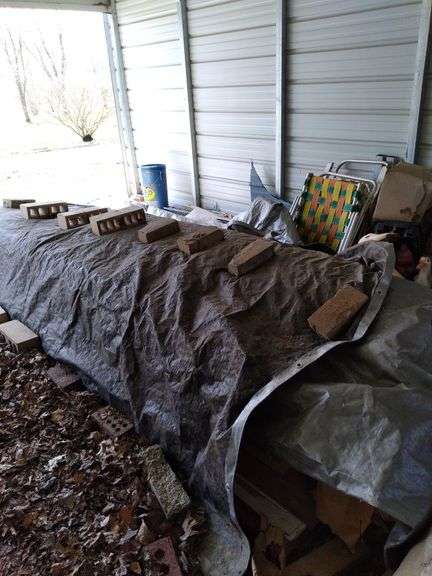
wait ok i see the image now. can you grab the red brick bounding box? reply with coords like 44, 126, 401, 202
177, 226, 224, 255
146, 537, 182, 576
20, 202, 68, 219
228, 238, 274, 276
0, 320, 39, 352
308, 286, 369, 340
57, 207, 108, 230
3, 199, 35, 209
89, 207, 146, 236
138, 218, 180, 243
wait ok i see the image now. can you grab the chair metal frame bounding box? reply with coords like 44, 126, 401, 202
290, 159, 392, 253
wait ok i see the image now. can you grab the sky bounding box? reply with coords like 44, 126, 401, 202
0, 7, 111, 127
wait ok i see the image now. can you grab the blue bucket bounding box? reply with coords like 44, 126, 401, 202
140, 164, 168, 209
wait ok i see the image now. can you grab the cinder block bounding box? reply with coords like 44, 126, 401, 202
90, 206, 146, 236
0, 306, 9, 324
228, 239, 274, 276
91, 406, 133, 438
177, 226, 224, 255
21, 201, 68, 219
308, 286, 369, 340
0, 320, 39, 352
145, 445, 191, 519
138, 218, 180, 244
3, 198, 35, 209
57, 207, 108, 230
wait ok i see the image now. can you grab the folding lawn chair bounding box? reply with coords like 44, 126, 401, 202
290, 172, 375, 253
290, 158, 394, 253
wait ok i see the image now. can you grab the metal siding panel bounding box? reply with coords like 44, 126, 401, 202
188, 0, 276, 211
192, 56, 276, 88
289, 4, 421, 51
195, 112, 275, 139
194, 86, 275, 113
117, 0, 194, 206
285, 1, 422, 198
128, 87, 185, 113
119, 15, 179, 47
188, 0, 275, 36
116, 0, 175, 23
289, 0, 421, 20
122, 41, 183, 68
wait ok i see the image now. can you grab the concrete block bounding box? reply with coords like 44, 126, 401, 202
138, 218, 180, 244
146, 537, 182, 576
145, 445, 191, 519
20, 201, 68, 219
228, 239, 274, 276
0, 320, 39, 352
57, 207, 108, 230
90, 207, 146, 236
91, 406, 133, 438
0, 306, 9, 324
3, 199, 35, 209
47, 363, 81, 390
308, 286, 369, 340
177, 226, 224, 255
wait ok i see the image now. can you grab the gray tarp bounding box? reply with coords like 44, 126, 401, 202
0, 207, 393, 575
246, 275, 432, 534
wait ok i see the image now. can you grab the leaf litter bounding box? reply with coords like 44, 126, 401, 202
0, 340, 206, 576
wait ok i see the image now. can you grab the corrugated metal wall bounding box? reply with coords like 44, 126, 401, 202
116, 0, 195, 206
284, 0, 423, 200
188, 0, 276, 212
115, 0, 429, 212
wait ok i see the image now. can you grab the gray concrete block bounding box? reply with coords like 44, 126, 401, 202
90, 207, 146, 236
21, 201, 68, 219
0, 320, 39, 351
145, 445, 191, 519
57, 207, 108, 230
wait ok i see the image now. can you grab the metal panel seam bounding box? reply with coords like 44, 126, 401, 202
177, 0, 201, 206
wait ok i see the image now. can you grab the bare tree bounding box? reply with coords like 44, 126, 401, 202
48, 85, 111, 142
33, 31, 66, 88
32, 32, 110, 142
1, 28, 32, 123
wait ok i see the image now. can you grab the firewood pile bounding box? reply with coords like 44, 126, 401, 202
236, 448, 396, 576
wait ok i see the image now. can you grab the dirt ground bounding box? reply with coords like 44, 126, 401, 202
0, 340, 205, 576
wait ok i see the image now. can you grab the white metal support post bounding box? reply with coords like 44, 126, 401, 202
275, 0, 287, 198
104, 9, 141, 197
406, 0, 432, 163
177, 0, 201, 207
